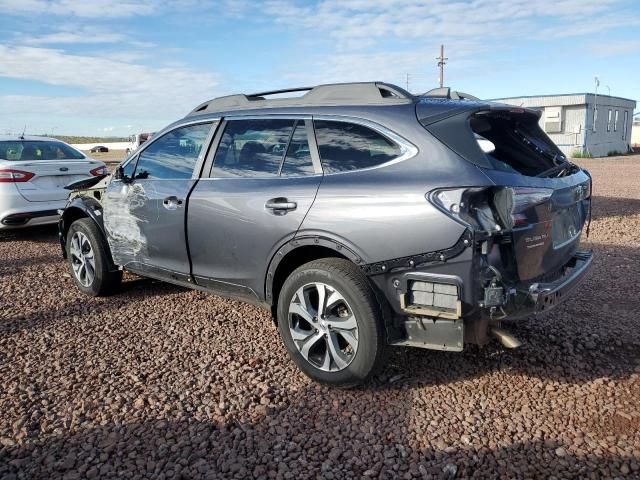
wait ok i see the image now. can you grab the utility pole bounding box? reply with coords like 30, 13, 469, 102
405, 73, 410, 92
436, 44, 447, 88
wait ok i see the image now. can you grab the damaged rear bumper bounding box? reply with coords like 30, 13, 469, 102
526, 250, 593, 314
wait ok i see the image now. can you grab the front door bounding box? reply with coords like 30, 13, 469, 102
188, 118, 323, 301
103, 121, 215, 280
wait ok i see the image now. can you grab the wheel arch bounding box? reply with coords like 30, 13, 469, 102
265, 236, 366, 320
59, 196, 109, 262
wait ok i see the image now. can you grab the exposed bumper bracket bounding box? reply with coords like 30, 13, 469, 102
528, 250, 593, 313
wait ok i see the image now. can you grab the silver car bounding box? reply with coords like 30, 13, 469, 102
59, 83, 593, 386
0, 135, 106, 229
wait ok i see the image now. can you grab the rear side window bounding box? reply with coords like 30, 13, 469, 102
134, 123, 212, 180
212, 119, 295, 177
0, 140, 85, 161
313, 120, 402, 173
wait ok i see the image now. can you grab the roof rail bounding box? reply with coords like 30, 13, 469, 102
187, 82, 415, 116
421, 87, 480, 101
248, 86, 314, 98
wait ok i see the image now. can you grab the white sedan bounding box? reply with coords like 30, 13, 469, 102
0, 135, 107, 229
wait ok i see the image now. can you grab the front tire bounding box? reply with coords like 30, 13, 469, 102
66, 218, 122, 296
277, 258, 385, 387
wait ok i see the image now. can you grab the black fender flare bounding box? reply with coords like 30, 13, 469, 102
264, 235, 363, 304
59, 196, 110, 262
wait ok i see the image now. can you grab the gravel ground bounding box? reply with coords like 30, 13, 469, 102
1, 155, 639, 479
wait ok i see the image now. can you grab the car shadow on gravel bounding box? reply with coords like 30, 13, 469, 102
0, 281, 188, 334
0, 225, 59, 244
1, 405, 636, 478
0, 253, 61, 272
590, 196, 640, 220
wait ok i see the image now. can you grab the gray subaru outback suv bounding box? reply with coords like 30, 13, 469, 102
59, 82, 592, 386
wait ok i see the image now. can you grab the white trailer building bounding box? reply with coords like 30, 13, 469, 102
493, 93, 636, 157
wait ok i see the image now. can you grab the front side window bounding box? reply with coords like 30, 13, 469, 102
0, 140, 85, 161
313, 120, 402, 173
134, 123, 212, 180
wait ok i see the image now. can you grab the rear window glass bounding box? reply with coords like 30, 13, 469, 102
0, 141, 85, 161
470, 112, 564, 176
313, 120, 401, 173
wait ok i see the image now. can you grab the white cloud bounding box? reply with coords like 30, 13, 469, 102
0, 0, 157, 18
263, 0, 623, 50
0, 45, 221, 129
23, 30, 128, 46
590, 40, 640, 57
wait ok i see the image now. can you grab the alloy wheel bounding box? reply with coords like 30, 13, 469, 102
69, 231, 96, 287
288, 282, 359, 372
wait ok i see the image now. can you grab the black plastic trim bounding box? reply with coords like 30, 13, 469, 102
361, 229, 473, 276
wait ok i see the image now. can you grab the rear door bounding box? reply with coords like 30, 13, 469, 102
103, 121, 216, 279
188, 117, 323, 301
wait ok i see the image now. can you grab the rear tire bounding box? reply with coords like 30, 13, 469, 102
66, 218, 122, 296
277, 258, 385, 387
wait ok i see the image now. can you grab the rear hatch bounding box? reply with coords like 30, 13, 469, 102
418, 99, 591, 281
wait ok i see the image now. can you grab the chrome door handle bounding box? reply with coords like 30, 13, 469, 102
265, 198, 297, 212
163, 196, 183, 210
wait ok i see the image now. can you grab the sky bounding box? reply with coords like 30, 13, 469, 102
1, 0, 638, 136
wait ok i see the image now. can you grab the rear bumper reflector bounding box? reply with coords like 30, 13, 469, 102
1, 209, 59, 226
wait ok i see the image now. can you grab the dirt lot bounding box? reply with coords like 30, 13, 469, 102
1, 156, 639, 479
82, 150, 127, 165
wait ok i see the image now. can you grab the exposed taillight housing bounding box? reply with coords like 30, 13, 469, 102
430, 186, 554, 232
493, 187, 553, 229
90, 165, 108, 176
430, 187, 502, 232
0, 169, 35, 183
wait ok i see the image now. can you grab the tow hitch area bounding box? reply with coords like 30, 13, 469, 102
490, 325, 522, 349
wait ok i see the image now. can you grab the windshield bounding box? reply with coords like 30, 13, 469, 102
0, 140, 85, 161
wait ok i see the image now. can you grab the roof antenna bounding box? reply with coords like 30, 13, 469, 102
20, 125, 26, 140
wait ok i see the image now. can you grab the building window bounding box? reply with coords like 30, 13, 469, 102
614, 110, 619, 132
592, 107, 597, 133
623, 111, 628, 140
607, 109, 612, 132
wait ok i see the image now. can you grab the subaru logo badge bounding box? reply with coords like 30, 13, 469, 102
60, 167, 68, 172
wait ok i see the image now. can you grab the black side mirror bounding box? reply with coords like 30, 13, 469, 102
114, 165, 132, 183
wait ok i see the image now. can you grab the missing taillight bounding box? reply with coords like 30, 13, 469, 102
430, 187, 501, 232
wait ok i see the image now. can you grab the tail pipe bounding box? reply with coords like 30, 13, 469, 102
490, 326, 522, 349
